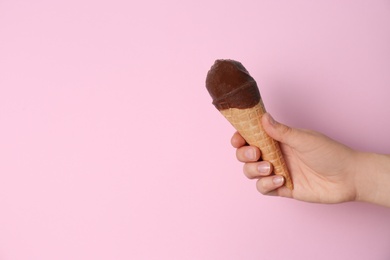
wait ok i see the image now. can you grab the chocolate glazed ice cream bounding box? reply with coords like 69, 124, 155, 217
206, 60, 260, 110
206, 59, 293, 190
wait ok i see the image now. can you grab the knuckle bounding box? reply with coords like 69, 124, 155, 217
236, 148, 245, 162
279, 125, 293, 138
256, 179, 268, 194
243, 163, 257, 179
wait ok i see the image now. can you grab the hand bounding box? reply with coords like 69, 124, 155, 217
232, 113, 361, 204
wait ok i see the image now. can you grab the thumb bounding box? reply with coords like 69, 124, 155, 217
261, 113, 301, 148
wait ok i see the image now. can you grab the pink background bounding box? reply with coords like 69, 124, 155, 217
1, 0, 390, 259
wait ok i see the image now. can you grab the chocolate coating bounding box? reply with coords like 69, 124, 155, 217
205, 59, 261, 110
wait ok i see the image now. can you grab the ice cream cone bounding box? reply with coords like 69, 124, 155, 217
206, 59, 293, 190
220, 100, 293, 190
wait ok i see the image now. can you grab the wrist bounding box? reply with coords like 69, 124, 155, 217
354, 152, 390, 207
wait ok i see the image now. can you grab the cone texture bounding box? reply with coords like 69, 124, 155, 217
220, 100, 293, 190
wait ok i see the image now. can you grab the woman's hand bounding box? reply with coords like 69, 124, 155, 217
232, 113, 361, 204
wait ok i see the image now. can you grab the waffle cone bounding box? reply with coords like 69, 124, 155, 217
220, 100, 293, 190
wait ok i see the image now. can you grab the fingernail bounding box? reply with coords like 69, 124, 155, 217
268, 114, 277, 126
244, 148, 255, 160
257, 163, 271, 174
272, 176, 284, 186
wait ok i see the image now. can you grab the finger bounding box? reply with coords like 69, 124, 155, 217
261, 113, 301, 148
256, 175, 285, 195
231, 131, 246, 148
236, 146, 261, 162
243, 161, 273, 179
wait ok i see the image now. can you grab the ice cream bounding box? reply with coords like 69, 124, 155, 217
206, 59, 260, 110
206, 59, 293, 190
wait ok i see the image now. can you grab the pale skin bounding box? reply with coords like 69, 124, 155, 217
232, 113, 390, 207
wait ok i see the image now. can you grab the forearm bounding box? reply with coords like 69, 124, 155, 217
355, 152, 390, 207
